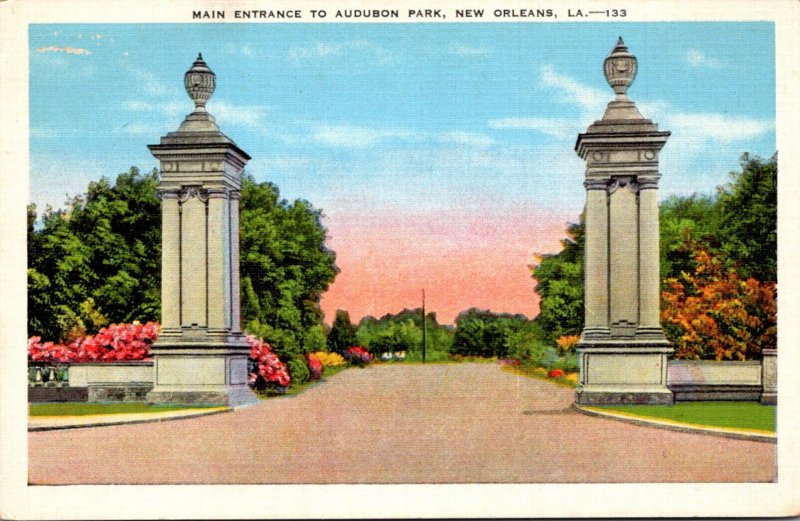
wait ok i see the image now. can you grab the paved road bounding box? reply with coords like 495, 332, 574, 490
28, 363, 776, 484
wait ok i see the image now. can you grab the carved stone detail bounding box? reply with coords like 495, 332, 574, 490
604, 37, 637, 99
179, 186, 209, 204
184, 54, 216, 112
607, 176, 638, 194
584, 179, 608, 191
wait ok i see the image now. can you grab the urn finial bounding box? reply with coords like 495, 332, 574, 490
603, 37, 638, 100
184, 53, 216, 113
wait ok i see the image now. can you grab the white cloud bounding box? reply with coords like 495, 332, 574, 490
448, 45, 490, 56
37, 46, 91, 56
540, 64, 607, 115
439, 131, 494, 147
686, 49, 723, 69
312, 124, 421, 147
667, 113, 774, 143
488, 117, 576, 139
210, 100, 269, 128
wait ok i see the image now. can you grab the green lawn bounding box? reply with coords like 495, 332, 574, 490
592, 401, 776, 432
29, 403, 222, 417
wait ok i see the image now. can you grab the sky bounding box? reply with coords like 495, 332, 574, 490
29, 22, 775, 324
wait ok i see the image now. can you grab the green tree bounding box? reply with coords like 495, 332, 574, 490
328, 310, 357, 354
451, 308, 531, 358
28, 167, 161, 341
233, 174, 339, 359
529, 217, 584, 341
715, 153, 777, 282
659, 193, 719, 280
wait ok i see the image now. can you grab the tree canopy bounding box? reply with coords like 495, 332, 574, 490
530, 153, 777, 360
28, 168, 338, 361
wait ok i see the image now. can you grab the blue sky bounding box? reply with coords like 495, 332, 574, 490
28, 22, 777, 321
30, 22, 775, 216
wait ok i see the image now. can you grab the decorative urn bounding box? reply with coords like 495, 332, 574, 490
184, 53, 216, 112
603, 37, 638, 99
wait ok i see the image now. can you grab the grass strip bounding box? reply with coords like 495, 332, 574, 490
591, 401, 775, 432
29, 403, 221, 417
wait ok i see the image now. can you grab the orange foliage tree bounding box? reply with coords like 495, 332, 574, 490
661, 242, 776, 360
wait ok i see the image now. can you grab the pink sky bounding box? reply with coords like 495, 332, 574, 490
319, 205, 575, 325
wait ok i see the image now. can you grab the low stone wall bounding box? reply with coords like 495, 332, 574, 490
69, 362, 154, 403
29, 386, 89, 403
667, 360, 762, 401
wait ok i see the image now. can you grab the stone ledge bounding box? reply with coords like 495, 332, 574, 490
576, 390, 674, 405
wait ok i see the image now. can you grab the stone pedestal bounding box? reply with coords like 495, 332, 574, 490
760, 348, 777, 405
575, 39, 674, 405
146, 54, 258, 407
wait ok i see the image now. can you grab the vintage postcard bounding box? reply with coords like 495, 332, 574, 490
1, 0, 799, 518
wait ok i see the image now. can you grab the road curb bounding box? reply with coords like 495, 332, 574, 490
28, 407, 232, 432
573, 404, 777, 444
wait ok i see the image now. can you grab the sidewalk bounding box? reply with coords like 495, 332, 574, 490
28, 406, 230, 431
574, 405, 777, 443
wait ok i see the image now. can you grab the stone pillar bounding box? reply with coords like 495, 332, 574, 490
146, 54, 258, 407
575, 38, 673, 405
761, 348, 777, 405
583, 181, 609, 336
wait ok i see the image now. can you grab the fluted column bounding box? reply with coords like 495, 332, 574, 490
637, 180, 662, 335
160, 192, 181, 331
207, 188, 231, 332
229, 190, 242, 333
179, 189, 208, 327
583, 180, 609, 336
608, 178, 639, 335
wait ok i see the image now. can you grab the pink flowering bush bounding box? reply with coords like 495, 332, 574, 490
29, 323, 293, 392
497, 358, 521, 366
28, 321, 159, 363
344, 346, 373, 367
247, 335, 291, 390
307, 353, 324, 380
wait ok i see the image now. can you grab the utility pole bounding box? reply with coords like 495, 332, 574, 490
422, 289, 427, 363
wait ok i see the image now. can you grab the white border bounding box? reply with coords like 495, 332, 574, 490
2, 0, 799, 518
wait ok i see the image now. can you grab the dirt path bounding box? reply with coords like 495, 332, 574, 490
28, 363, 776, 484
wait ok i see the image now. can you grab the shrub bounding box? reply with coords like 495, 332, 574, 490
307, 353, 324, 380
311, 351, 346, 367
497, 358, 521, 366
288, 357, 310, 383
549, 354, 579, 373
548, 369, 565, 378
247, 335, 291, 390
555, 335, 580, 353
344, 346, 373, 366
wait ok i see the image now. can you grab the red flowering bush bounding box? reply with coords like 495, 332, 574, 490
344, 346, 373, 366
548, 369, 565, 378
247, 335, 291, 390
307, 353, 324, 380
28, 322, 159, 363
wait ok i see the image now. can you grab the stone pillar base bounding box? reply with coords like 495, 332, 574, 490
146, 340, 259, 407
576, 390, 674, 405
760, 392, 777, 405
147, 386, 258, 407
576, 342, 673, 405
